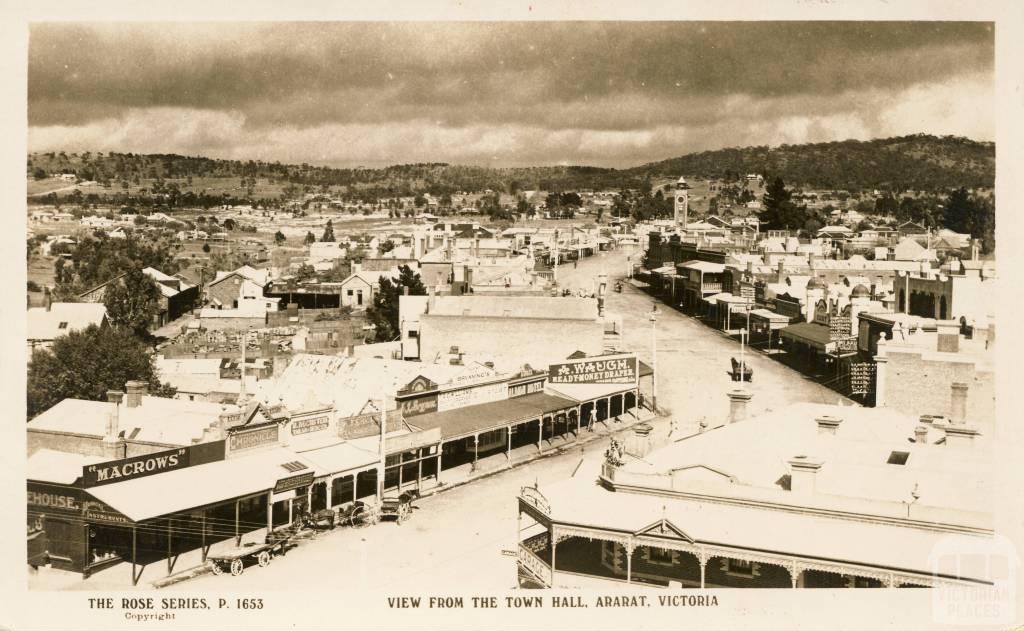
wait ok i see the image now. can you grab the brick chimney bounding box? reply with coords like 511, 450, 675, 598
103, 390, 125, 459
950, 382, 969, 425
936, 320, 960, 353
788, 455, 823, 495
125, 381, 148, 409
624, 422, 654, 459
44, 286, 52, 312
914, 425, 929, 444
815, 415, 843, 435
727, 389, 752, 423
776, 260, 785, 282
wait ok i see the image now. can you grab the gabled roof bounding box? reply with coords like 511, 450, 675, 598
27, 303, 107, 342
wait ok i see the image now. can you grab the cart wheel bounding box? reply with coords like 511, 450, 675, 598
257, 551, 271, 567
210, 562, 223, 576
230, 559, 244, 576
351, 505, 367, 528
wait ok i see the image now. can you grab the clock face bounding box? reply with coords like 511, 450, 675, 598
676, 196, 686, 203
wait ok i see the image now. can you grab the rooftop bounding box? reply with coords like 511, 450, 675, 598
28, 396, 231, 446
27, 302, 107, 342
425, 296, 598, 321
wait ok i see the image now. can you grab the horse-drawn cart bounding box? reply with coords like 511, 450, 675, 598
207, 537, 290, 577
730, 357, 753, 382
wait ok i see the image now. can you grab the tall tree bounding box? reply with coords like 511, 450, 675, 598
321, 219, 336, 242
103, 266, 162, 337
366, 265, 427, 342
759, 177, 807, 231
274, 230, 287, 246
304, 231, 316, 245
942, 187, 975, 234
27, 324, 171, 418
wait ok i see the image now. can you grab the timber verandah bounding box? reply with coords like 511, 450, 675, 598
408, 389, 643, 473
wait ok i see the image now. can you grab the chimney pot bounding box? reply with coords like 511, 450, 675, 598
815, 415, 843, 435
106, 390, 124, 405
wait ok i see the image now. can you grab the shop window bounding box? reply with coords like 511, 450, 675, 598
272, 500, 290, 528
332, 475, 354, 506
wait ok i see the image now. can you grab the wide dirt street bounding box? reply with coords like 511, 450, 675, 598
166, 243, 851, 592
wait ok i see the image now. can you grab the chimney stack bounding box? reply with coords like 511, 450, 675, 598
914, 425, 930, 444
727, 389, 753, 423
125, 380, 148, 409
950, 382, 969, 425
815, 415, 843, 435
103, 390, 125, 459
44, 286, 52, 312
777, 260, 785, 283
787, 455, 823, 495
936, 320, 960, 353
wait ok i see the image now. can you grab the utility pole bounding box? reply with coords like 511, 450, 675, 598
649, 304, 658, 411
377, 397, 387, 501
553, 229, 559, 286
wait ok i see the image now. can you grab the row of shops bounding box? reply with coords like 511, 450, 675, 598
28, 353, 653, 582
643, 258, 878, 400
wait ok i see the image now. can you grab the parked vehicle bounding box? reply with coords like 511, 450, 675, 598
207, 536, 291, 577
730, 357, 753, 382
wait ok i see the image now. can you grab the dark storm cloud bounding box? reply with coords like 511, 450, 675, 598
27, 22, 994, 166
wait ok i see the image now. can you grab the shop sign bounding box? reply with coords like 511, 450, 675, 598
437, 381, 508, 412
341, 412, 404, 439
386, 428, 442, 454
291, 415, 330, 436
27, 483, 82, 515
830, 316, 852, 340
850, 362, 876, 395
509, 379, 544, 398
229, 426, 279, 452
84, 447, 188, 488
548, 354, 638, 385
81, 498, 131, 524
398, 393, 438, 417
813, 299, 830, 326
274, 472, 314, 493
835, 337, 858, 353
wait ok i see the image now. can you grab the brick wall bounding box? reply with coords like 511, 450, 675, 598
418, 315, 603, 364
883, 349, 995, 427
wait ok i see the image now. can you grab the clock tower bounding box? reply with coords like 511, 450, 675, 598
674, 176, 692, 228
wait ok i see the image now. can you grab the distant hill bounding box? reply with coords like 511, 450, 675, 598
27, 134, 994, 200
625, 134, 994, 192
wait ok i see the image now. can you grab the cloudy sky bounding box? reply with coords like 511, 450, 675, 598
28, 22, 994, 168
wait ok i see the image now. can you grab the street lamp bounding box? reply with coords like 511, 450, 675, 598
649, 304, 658, 411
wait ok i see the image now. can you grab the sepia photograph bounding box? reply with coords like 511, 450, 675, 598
3, 4, 1022, 630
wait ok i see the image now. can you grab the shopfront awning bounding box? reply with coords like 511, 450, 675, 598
546, 381, 638, 403
85, 447, 315, 523
293, 441, 380, 479
406, 392, 578, 440
779, 322, 832, 350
